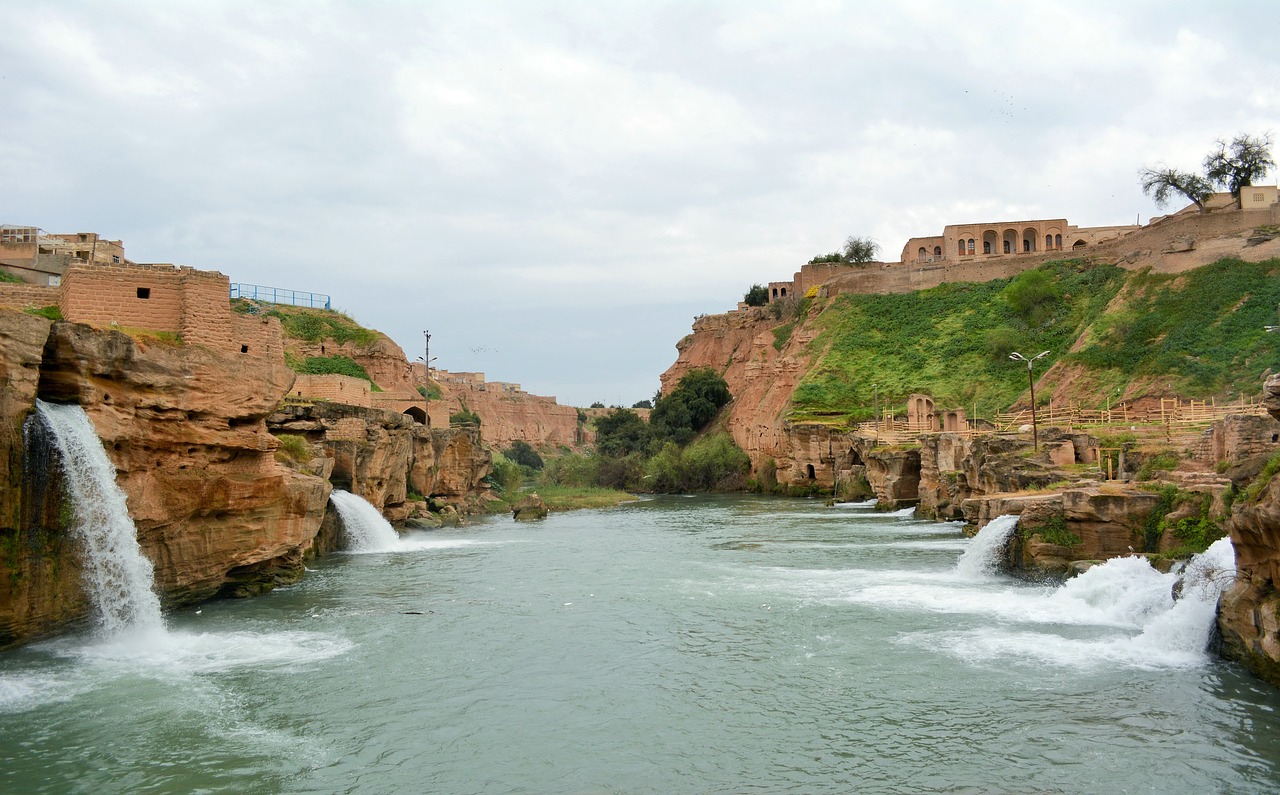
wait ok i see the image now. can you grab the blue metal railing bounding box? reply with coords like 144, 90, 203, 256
230, 283, 331, 309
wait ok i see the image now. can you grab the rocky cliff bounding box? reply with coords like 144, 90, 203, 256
1219, 374, 1280, 686
0, 311, 326, 644
0, 308, 494, 648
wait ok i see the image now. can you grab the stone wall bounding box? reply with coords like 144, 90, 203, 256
292, 374, 372, 407
0, 283, 59, 309
53, 263, 283, 359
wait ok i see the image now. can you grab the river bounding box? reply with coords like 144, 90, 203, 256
2, 494, 1279, 794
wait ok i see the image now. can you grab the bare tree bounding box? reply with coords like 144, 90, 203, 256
843, 236, 880, 263
1204, 132, 1275, 200
1139, 166, 1214, 213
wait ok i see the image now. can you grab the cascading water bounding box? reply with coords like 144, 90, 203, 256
34, 400, 163, 637
954, 514, 1019, 578
330, 490, 401, 552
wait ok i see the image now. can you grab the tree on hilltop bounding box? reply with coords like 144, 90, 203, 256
1139, 166, 1214, 213
843, 236, 880, 263
743, 284, 769, 306
1204, 132, 1275, 200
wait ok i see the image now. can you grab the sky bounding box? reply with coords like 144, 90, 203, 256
3, 1, 1278, 407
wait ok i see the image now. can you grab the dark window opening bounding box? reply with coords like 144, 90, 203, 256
806, 464, 816, 480
240, 344, 249, 354
136, 287, 151, 299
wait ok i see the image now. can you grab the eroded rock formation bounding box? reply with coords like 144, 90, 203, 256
1218, 373, 1280, 686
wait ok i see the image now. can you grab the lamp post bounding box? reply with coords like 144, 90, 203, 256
1009, 350, 1050, 451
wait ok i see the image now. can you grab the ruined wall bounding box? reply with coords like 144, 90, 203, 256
292, 374, 372, 407
0, 283, 59, 309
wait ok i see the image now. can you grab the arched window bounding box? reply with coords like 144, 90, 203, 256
918, 247, 927, 260
1003, 240, 1011, 254
1072, 239, 1087, 250
780, 287, 787, 297
968, 239, 976, 254
1055, 234, 1062, 249
1045, 234, 1053, 249
806, 464, 816, 480
933, 245, 942, 256
772, 287, 778, 298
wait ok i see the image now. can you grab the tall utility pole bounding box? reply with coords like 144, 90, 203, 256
423, 330, 431, 426
1009, 351, 1050, 451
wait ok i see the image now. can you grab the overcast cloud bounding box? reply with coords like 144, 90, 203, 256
3, 1, 1278, 406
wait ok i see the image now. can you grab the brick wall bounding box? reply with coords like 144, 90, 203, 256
56, 262, 284, 359
0, 283, 59, 309
293, 374, 372, 408
59, 263, 185, 331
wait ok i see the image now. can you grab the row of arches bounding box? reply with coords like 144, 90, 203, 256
952, 229, 1086, 258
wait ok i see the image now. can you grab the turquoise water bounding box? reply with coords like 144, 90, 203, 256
2, 495, 1278, 793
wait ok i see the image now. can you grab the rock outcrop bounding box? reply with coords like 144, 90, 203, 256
1218, 373, 1280, 686
0, 312, 330, 645
267, 402, 492, 523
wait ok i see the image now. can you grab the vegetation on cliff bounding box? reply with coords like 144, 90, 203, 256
232, 300, 382, 346
536, 369, 748, 494
787, 257, 1280, 423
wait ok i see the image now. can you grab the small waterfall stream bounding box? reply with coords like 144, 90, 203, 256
330, 490, 402, 552
34, 400, 164, 638
954, 514, 1019, 578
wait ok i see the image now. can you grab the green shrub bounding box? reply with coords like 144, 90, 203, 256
23, 305, 63, 321
267, 307, 380, 345
1135, 450, 1180, 481
772, 322, 796, 351
486, 454, 524, 496
643, 433, 750, 493
504, 440, 544, 470
743, 284, 769, 307
593, 409, 652, 456
1244, 450, 1280, 503
0, 271, 23, 284
1028, 512, 1082, 547
297, 355, 374, 383
450, 407, 481, 426
651, 368, 732, 445
274, 433, 313, 464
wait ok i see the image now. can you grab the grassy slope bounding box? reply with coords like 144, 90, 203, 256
787, 257, 1280, 423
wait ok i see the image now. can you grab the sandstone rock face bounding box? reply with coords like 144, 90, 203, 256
268, 402, 492, 518
962, 487, 1158, 574
1220, 473, 1280, 687
660, 308, 814, 478
917, 431, 1085, 520
0, 314, 333, 646
439, 382, 585, 452
37, 321, 331, 607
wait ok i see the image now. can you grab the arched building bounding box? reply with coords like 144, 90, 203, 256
900, 217, 1140, 264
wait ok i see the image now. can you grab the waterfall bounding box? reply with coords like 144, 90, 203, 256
35, 400, 164, 637
954, 514, 1019, 579
330, 490, 401, 553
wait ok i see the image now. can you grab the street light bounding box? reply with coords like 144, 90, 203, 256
1009, 350, 1050, 451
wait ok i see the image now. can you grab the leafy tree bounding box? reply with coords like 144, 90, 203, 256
843, 236, 880, 264
651, 368, 732, 444
1003, 269, 1062, 327
503, 440, 544, 470
631, 399, 652, 409
1139, 166, 1214, 213
743, 284, 769, 307
589, 401, 605, 409
593, 408, 652, 457
1204, 132, 1275, 200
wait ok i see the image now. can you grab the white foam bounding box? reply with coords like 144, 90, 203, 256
36, 401, 164, 636
954, 514, 1019, 579
330, 490, 402, 552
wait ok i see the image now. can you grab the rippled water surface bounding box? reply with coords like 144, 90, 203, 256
3, 495, 1279, 793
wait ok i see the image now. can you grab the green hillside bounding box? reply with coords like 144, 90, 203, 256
787, 258, 1280, 423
